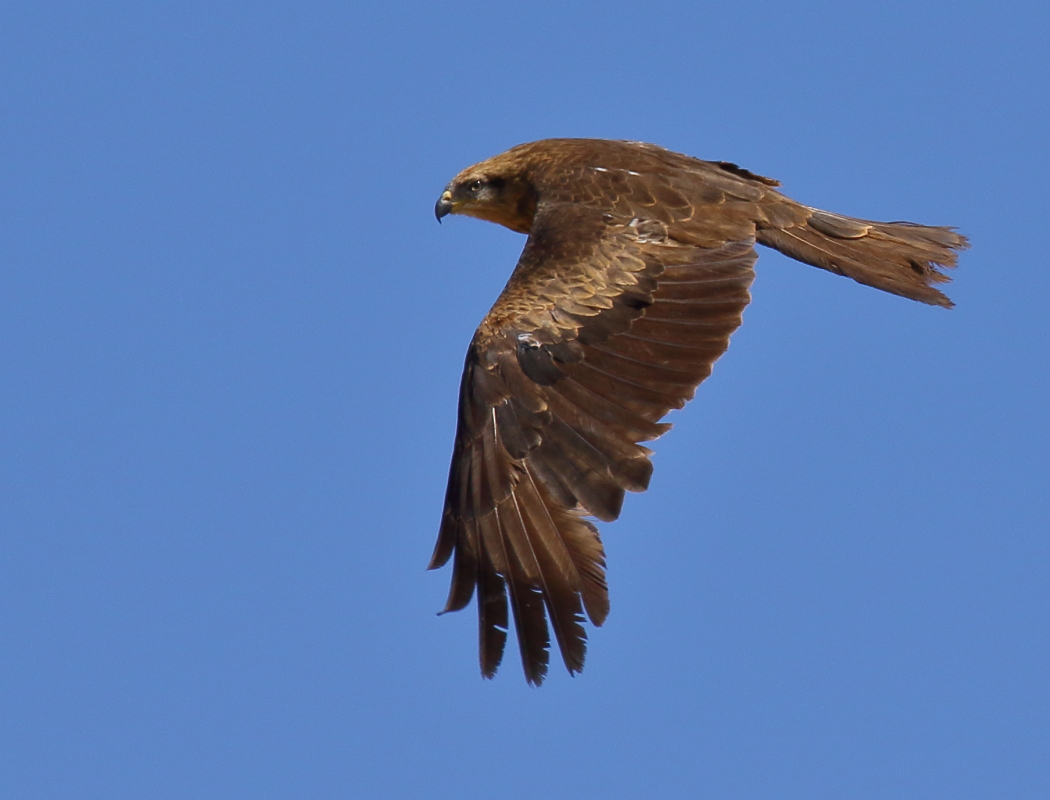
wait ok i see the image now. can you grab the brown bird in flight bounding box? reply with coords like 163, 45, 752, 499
430, 138, 967, 685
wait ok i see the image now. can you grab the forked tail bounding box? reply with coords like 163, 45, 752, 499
757, 207, 969, 307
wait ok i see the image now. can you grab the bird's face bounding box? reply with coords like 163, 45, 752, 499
435, 166, 536, 234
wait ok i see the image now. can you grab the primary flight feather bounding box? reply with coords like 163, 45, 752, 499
430, 138, 967, 685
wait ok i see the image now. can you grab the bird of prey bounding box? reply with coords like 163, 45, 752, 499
430, 138, 967, 685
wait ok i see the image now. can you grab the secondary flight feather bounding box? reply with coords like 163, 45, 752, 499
430, 138, 968, 685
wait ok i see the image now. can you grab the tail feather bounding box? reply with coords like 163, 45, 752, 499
757, 208, 969, 307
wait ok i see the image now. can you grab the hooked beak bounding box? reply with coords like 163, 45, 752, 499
434, 190, 454, 223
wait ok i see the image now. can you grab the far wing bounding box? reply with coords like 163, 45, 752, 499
430, 203, 756, 684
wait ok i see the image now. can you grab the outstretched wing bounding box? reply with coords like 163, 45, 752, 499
429, 202, 757, 684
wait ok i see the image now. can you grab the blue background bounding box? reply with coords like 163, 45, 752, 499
2, 2, 1047, 798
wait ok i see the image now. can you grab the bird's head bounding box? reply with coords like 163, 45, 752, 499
435, 157, 537, 234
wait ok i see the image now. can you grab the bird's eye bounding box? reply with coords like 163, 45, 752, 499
468, 179, 485, 193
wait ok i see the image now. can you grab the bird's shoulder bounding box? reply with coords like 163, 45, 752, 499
474, 202, 677, 353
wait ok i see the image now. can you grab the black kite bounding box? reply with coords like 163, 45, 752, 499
430, 138, 967, 685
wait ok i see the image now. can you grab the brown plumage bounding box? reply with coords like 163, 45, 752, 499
430, 138, 968, 685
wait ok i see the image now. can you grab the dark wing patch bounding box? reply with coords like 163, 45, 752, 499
430, 203, 756, 684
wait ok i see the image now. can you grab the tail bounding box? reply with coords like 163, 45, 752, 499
757, 207, 969, 307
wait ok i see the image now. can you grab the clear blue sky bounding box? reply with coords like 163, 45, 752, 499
2, 2, 1047, 798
